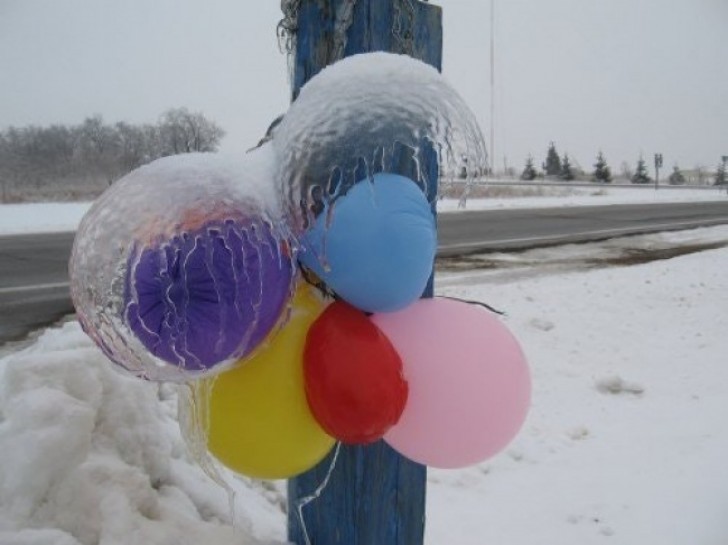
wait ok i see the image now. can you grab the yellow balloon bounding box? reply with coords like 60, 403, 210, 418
194, 284, 335, 479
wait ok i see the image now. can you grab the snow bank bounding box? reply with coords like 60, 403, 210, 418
0, 323, 287, 545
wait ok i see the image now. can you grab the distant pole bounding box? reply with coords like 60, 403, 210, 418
286, 2, 442, 544
489, 0, 495, 176
654, 153, 663, 191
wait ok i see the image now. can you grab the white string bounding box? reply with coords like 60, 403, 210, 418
295, 442, 343, 545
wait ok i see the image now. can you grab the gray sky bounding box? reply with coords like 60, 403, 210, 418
1, 0, 726, 173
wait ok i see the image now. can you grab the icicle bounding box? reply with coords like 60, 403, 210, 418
295, 442, 343, 545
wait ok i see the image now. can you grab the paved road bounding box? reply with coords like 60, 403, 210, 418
0, 232, 76, 343
1, 201, 727, 344
437, 201, 728, 256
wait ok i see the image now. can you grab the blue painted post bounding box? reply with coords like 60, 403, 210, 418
287, 1, 442, 544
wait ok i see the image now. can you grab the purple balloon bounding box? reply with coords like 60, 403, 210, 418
124, 219, 293, 373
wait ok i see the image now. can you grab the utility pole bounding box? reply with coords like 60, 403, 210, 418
654, 153, 663, 191
286, 2, 442, 544
489, 0, 495, 176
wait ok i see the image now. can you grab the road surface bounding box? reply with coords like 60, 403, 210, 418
1, 201, 727, 344
0, 232, 75, 344
437, 201, 728, 256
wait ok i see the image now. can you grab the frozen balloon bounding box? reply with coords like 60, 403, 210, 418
299, 173, 436, 313
193, 284, 336, 480
372, 298, 531, 469
69, 149, 295, 382
304, 301, 408, 444
272, 52, 488, 233
124, 216, 292, 372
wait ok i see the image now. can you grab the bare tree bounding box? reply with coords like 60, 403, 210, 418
0, 108, 226, 201
77, 115, 120, 184
619, 161, 633, 182
694, 165, 707, 185
158, 107, 225, 155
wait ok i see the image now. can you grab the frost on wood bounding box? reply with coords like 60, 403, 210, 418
277, 0, 420, 59
277, 0, 301, 55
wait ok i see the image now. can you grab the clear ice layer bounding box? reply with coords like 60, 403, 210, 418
69, 148, 295, 382
272, 52, 488, 233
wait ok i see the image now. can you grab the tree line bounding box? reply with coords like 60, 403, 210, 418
0, 108, 225, 202
519, 142, 726, 186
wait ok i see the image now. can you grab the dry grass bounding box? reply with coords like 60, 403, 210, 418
438, 182, 594, 200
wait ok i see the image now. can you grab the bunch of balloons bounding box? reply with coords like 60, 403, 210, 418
69, 52, 530, 481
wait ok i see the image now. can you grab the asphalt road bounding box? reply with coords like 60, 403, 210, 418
0, 231, 76, 343
437, 200, 728, 256
1, 201, 728, 345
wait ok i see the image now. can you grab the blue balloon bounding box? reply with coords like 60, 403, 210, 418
299, 173, 436, 313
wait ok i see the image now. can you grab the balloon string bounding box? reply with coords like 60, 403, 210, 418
295, 441, 342, 545
298, 260, 339, 300
437, 295, 505, 316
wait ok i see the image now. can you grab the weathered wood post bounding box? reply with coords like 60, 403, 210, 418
286, 1, 442, 544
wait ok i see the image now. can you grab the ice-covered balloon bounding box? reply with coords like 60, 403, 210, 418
299, 172, 436, 313
272, 52, 488, 233
69, 148, 295, 382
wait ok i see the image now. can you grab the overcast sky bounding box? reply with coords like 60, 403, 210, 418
1, 0, 726, 173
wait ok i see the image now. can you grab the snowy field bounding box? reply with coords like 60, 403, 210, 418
0, 202, 93, 236
437, 184, 727, 212
1, 225, 727, 545
0, 185, 725, 235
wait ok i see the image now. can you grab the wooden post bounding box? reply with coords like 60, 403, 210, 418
287, 1, 442, 544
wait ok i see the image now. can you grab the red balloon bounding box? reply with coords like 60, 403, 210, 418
303, 301, 408, 444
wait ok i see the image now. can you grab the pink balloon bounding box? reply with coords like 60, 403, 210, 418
371, 298, 530, 469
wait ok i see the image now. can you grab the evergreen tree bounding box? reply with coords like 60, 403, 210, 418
668, 166, 686, 185
715, 161, 727, 185
560, 153, 575, 181
593, 151, 612, 183
631, 156, 652, 184
544, 142, 562, 176
520, 155, 538, 180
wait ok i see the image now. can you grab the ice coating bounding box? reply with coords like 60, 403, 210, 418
272, 52, 488, 232
69, 148, 295, 382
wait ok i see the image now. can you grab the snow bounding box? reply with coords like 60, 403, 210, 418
437, 184, 727, 212
0, 323, 288, 545
1, 185, 725, 236
431, 225, 728, 544
2, 225, 728, 544
0, 202, 93, 235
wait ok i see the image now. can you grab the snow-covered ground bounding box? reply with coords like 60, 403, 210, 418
0, 202, 93, 236
438, 184, 727, 212
0, 185, 725, 235
432, 226, 728, 544
2, 225, 727, 545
